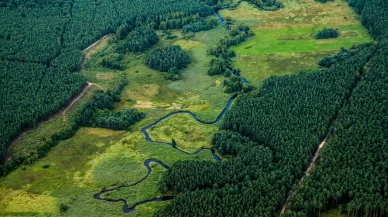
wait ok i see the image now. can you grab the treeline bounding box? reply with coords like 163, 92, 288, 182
74, 75, 144, 129
0, 0, 214, 63
76, 75, 127, 126
0, 0, 219, 172
0, 74, 143, 175
158, 131, 277, 217
0, 55, 85, 163
318, 44, 371, 68
245, 0, 284, 10
91, 109, 145, 130
157, 40, 377, 216
347, 0, 388, 39
223, 76, 243, 93
75, 74, 144, 131
182, 17, 219, 33
315, 28, 339, 39
64, 0, 214, 51
76, 87, 145, 131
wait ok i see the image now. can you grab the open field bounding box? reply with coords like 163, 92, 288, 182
232, 24, 371, 55
0, 128, 128, 216
220, 0, 372, 86
0, 127, 214, 216
233, 50, 333, 86
147, 114, 219, 153
101, 163, 166, 207
221, 0, 367, 29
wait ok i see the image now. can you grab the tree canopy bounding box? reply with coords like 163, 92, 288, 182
156, 0, 388, 216
315, 28, 339, 39
145, 45, 190, 72
0, 0, 216, 173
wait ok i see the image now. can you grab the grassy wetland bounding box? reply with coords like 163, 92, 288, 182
220, 0, 372, 86
0, 0, 374, 216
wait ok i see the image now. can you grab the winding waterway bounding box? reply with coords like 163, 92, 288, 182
93, 94, 236, 212
140, 94, 237, 162
94, 6, 251, 213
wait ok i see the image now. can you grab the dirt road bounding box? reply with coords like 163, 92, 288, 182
280, 136, 328, 214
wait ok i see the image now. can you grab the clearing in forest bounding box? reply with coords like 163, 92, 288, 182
147, 114, 218, 153
220, 0, 372, 86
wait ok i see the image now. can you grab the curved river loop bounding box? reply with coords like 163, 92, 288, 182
94, 3, 257, 213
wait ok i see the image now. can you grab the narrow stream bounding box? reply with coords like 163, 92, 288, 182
94, 5, 253, 213
140, 94, 237, 162
94, 159, 172, 213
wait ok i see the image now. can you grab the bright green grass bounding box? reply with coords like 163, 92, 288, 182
127, 201, 170, 217
233, 51, 335, 87
0, 128, 128, 216
0, 127, 214, 216
218, 0, 373, 87
101, 163, 166, 208
171, 25, 232, 121
232, 25, 372, 55
147, 113, 218, 153
99, 164, 171, 217
321, 209, 347, 217
92, 132, 215, 189
93, 155, 148, 188
0, 128, 128, 193
167, 39, 233, 121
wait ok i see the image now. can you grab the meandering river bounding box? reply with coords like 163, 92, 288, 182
94, 7, 251, 213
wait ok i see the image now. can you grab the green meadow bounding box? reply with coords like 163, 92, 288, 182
147, 113, 219, 153
220, 0, 373, 86
233, 25, 371, 55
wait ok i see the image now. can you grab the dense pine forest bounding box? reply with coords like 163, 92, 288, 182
157, 41, 378, 217
0, 0, 218, 173
0, 0, 387, 216
156, 0, 388, 216
285, 40, 388, 217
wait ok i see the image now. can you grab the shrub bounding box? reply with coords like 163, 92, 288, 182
315, 28, 339, 39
